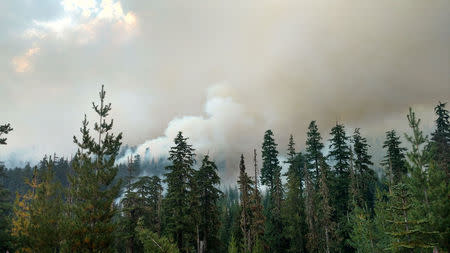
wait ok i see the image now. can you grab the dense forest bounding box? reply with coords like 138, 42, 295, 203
0, 86, 448, 253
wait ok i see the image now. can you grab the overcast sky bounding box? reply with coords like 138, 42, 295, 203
1, 0, 449, 174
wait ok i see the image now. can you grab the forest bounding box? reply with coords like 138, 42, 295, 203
0, 86, 448, 253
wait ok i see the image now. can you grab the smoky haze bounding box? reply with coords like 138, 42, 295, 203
1, 0, 449, 180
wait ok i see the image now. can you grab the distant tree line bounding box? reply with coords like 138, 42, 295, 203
0, 86, 448, 252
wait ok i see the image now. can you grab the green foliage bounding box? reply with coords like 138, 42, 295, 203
305, 121, 324, 181
227, 235, 238, 253
282, 135, 307, 252
349, 206, 377, 253
194, 155, 222, 252
0, 123, 13, 145
430, 101, 449, 182
382, 130, 408, 185
164, 131, 196, 252
137, 219, 179, 253
67, 85, 123, 252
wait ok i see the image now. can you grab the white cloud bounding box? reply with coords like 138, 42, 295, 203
12, 47, 40, 72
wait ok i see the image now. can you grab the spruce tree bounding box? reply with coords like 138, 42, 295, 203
195, 155, 222, 253
328, 123, 352, 251
382, 130, 407, 185
305, 121, 324, 181
250, 149, 265, 251
0, 123, 13, 251
282, 135, 307, 252
261, 130, 284, 252
237, 154, 253, 252
164, 131, 196, 252
132, 175, 163, 234
430, 102, 449, 181
67, 85, 123, 251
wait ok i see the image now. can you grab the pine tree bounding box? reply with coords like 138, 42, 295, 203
0, 123, 13, 145
282, 135, 307, 252
0, 123, 13, 252
430, 102, 449, 181
305, 121, 324, 182
349, 206, 377, 253
238, 154, 253, 252
195, 155, 222, 253
164, 131, 196, 252
352, 128, 376, 210
382, 130, 407, 185
132, 175, 163, 234
250, 149, 265, 250
386, 183, 437, 251
136, 219, 179, 253
67, 85, 123, 252
261, 130, 284, 252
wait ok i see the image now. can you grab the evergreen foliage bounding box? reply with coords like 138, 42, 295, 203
382, 130, 408, 185
305, 121, 324, 181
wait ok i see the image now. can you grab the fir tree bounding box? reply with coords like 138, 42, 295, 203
250, 149, 265, 250
67, 85, 123, 252
382, 130, 407, 185
195, 155, 222, 253
261, 130, 284, 252
352, 128, 376, 210
328, 123, 352, 251
164, 131, 196, 252
282, 135, 307, 252
136, 219, 179, 253
304, 163, 319, 253
430, 102, 449, 181
132, 175, 163, 234
317, 160, 336, 253
349, 206, 377, 253
305, 121, 324, 181
238, 154, 253, 252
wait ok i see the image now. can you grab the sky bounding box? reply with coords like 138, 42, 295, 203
1, 0, 449, 177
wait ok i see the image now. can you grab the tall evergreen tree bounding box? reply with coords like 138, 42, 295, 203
386, 183, 437, 251
237, 154, 253, 252
282, 135, 307, 252
304, 163, 319, 253
250, 149, 265, 251
352, 128, 376, 210
261, 130, 284, 252
430, 102, 449, 181
195, 155, 222, 253
328, 123, 352, 251
132, 175, 163, 234
305, 121, 324, 181
164, 131, 196, 252
382, 130, 407, 186
67, 85, 123, 251
317, 160, 335, 253
0, 123, 13, 252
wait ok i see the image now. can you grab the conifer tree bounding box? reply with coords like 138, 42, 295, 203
238, 154, 253, 252
195, 155, 222, 253
250, 149, 265, 251
386, 183, 437, 251
382, 130, 407, 185
305, 121, 324, 181
352, 128, 376, 210
132, 175, 163, 234
164, 131, 196, 252
0, 123, 13, 251
430, 102, 449, 181
349, 206, 377, 253
282, 135, 307, 252
317, 160, 336, 253
0, 123, 13, 145
67, 85, 123, 252
304, 163, 319, 253
261, 130, 284, 252
328, 123, 352, 251
136, 219, 179, 253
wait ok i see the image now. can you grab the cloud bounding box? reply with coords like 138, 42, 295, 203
11, 47, 40, 72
